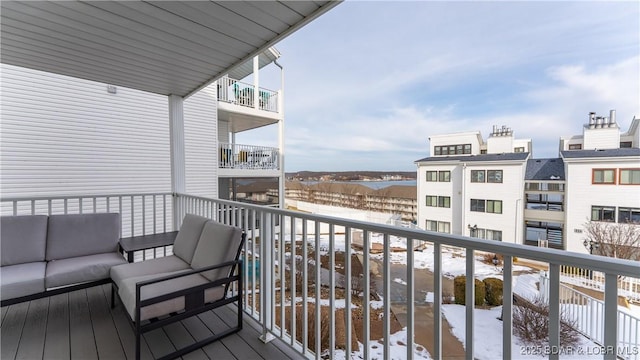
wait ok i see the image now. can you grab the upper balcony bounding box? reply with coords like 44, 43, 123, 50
218, 142, 280, 178
217, 77, 282, 133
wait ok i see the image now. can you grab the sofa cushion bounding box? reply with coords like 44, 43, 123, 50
45, 253, 127, 289
173, 214, 209, 264
190, 221, 243, 282
118, 271, 224, 321
1, 215, 48, 266
110, 255, 190, 286
46, 213, 120, 261
0, 262, 46, 300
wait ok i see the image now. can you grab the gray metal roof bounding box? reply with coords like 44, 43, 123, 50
415, 152, 529, 163
0, 1, 340, 98
227, 47, 281, 81
525, 158, 565, 180
561, 148, 640, 159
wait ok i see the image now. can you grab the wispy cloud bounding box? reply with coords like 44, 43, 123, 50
238, 1, 639, 171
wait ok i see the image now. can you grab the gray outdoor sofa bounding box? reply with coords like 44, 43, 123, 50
110, 214, 246, 360
0, 213, 127, 307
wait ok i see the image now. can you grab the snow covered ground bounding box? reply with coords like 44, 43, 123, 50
281, 231, 639, 359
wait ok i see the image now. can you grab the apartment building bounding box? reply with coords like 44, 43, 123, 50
1, 50, 285, 206
560, 110, 640, 254
416, 111, 640, 254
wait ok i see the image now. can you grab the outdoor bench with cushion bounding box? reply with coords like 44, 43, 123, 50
110, 214, 246, 360
0, 213, 127, 307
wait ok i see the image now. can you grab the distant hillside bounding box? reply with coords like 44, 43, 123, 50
286, 171, 416, 182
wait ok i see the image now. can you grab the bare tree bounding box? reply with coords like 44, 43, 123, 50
582, 221, 640, 261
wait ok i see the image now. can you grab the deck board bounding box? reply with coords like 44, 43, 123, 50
144, 328, 177, 359
1, 305, 8, 324
1, 302, 29, 359
43, 293, 70, 360
69, 289, 99, 360
16, 297, 48, 359
0, 285, 305, 360
215, 305, 297, 360
181, 316, 237, 360
163, 322, 208, 360
87, 286, 126, 359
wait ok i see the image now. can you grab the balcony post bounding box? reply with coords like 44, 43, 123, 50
603, 273, 618, 360
259, 212, 275, 343
253, 56, 259, 110
275, 60, 285, 209
169, 94, 186, 231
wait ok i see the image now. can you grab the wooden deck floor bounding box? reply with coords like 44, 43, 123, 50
1, 284, 303, 360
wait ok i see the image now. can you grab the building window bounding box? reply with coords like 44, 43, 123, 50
480, 149, 487, 154
487, 170, 503, 183
487, 229, 502, 241
620, 141, 632, 148
526, 193, 563, 211
434, 143, 472, 156
525, 221, 563, 249
618, 207, 640, 223
592, 169, 615, 184
591, 205, 615, 222
470, 199, 485, 212
486, 200, 503, 214
514, 147, 525, 153
619, 169, 640, 185
425, 220, 438, 231
426, 171, 438, 182
438, 196, 450, 208
471, 170, 485, 183
568, 144, 582, 150
426, 220, 450, 233
438, 171, 451, 182
437, 221, 451, 233
426, 195, 437, 207
470, 227, 502, 241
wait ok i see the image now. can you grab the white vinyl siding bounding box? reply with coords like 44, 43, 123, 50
184, 85, 218, 198
1, 64, 171, 198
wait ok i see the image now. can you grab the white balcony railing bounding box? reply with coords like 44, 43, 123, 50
2, 193, 639, 360
219, 142, 279, 170
218, 76, 279, 113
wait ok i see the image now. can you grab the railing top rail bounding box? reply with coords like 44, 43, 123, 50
0, 192, 173, 202
221, 76, 278, 94
178, 192, 640, 277
218, 142, 279, 150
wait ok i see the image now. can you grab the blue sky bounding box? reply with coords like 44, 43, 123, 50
238, 1, 640, 172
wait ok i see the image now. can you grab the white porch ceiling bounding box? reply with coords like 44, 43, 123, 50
0, 1, 339, 98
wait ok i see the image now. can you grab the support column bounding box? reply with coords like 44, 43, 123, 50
278, 108, 284, 209
169, 94, 186, 230
253, 56, 259, 110
275, 61, 285, 209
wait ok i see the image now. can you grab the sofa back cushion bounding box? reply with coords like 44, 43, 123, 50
173, 214, 210, 264
190, 220, 244, 281
1, 215, 48, 266
46, 213, 120, 260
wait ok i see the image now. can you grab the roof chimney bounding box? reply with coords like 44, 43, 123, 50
609, 109, 617, 128
588, 112, 596, 129
595, 117, 603, 129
